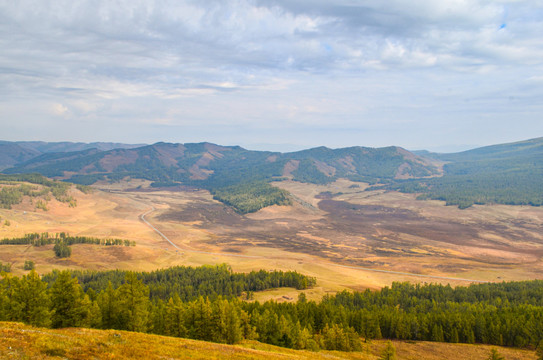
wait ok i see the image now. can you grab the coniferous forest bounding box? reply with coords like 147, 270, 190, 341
2, 265, 543, 352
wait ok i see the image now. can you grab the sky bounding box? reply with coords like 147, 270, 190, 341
1, 0, 543, 153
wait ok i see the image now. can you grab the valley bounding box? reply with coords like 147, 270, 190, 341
2, 176, 542, 297
2, 138, 543, 357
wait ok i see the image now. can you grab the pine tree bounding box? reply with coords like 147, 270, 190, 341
224, 301, 242, 344
0, 273, 14, 321
240, 309, 258, 340
97, 281, 120, 329
380, 341, 397, 360
11, 270, 51, 327
431, 324, 444, 342
86, 296, 102, 329
487, 348, 505, 360
186, 296, 213, 341
149, 299, 166, 335
49, 271, 89, 328
118, 273, 150, 332
165, 294, 186, 337
450, 328, 459, 343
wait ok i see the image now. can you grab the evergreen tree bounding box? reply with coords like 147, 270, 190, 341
186, 296, 213, 341
450, 328, 459, 343
118, 273, 150, 332
10, 270, 51, 327
488, 348, 505, 360
86, 296, 102, 329
49, 271, 89, 328
240, 309, 258, 340
380, 341, 397, 360
165, 294, 187, 337
0, 272, 14, 321
224, 301, 242, 344
149, 299, 166, 335
53, 241, 72, 258
321, 323, 362, 351
431, 324, 444, 342
97, 281, 120, 329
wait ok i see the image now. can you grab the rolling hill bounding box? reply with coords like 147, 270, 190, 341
3, 137, 543, 211
420, 136, 543, 162
0, 141, 142, 171
386, 137, 543, 208
0, 142, 40, 170
2, 141, 439, 213
0, 322, 537, 360
3, 142, 439, 184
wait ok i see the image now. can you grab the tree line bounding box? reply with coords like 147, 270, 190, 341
2, 265, 543, 352
41, 264, 316, 301
0, 233, 135, 259
0, 232, 135, 247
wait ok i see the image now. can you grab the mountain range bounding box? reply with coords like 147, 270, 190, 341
1, 141, 439, 184
1, 137, 542, 212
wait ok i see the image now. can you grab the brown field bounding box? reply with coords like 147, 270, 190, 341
2, 178, 543, 293
0, 322, 537, 360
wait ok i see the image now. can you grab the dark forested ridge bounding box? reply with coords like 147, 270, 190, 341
3, 137, 543, 211
2, 140, 438, 213
384, 137, 543, 208
2, 266, 543, 352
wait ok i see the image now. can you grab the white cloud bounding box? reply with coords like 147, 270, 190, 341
0, 0, 542, 149
51, 103, 69, 116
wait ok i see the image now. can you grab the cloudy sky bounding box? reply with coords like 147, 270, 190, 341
1, 0, 543, 152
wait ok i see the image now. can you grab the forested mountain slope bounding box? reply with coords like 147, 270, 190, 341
3, 137, 543, 211
2, 141, 438, 213
385, 137, 543, 208
0, 142, 40, 170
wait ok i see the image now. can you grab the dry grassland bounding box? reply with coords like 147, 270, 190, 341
1, 179, 543, 294
0, 322, 537, 360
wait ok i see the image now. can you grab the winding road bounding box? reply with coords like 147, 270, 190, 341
140, 207, 262, 259
140, 207, 488, 284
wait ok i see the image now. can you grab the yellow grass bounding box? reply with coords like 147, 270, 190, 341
0, 322, 366, 360
2, 179, 543, 293
0, 322, 537, 360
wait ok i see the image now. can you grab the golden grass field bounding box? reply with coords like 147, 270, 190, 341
1, 178, 543, 296
0, 322, 537, 360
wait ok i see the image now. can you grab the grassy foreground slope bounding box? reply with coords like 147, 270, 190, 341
0, 322, 537, 360
0, 322, 362, 360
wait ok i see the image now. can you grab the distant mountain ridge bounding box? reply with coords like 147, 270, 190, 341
386, 137, 543, 208
2, 141, 439, 185
0, 141, 143, 170
417, 137, 543, 162
2, 137, 543, 211
0, 142, 40, 170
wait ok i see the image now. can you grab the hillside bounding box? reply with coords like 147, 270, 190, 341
3, 137, 543, 211
4, 142, 438, 184
384, 137, 543, 208
3, 141, 438, 213
14, 140, 144, 154
422, 137, 543, 162
0, 142, 39, 171
0, 322, 537, 360
0, 141, 142, 170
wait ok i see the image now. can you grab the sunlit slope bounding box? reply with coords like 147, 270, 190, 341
0, 322, 537, 360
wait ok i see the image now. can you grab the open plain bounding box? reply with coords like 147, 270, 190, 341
2, 178, 543, 298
